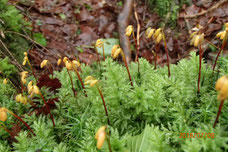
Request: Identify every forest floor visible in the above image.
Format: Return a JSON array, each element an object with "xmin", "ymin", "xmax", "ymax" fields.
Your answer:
[{"xmin": 10, "ymin": 0, "xmax": 228, "ymax": 71}]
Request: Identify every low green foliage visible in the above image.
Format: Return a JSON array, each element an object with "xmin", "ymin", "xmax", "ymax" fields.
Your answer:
[
  {"xmin": 148, "ymin": 0, "xmax": 189, "ymax": 27},
  {"xmin": 0, "ymin": 52, "xmax": 228, "ymax": 151}
]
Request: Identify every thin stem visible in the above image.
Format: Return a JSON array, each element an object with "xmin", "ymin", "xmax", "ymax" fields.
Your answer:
[
  {"xmin": 38, "ymin": 93, "xmax": 55, "ymax": 127},
  {"xmin": 197, "ymin": 45, "xmax": 203, "ymax": 93},
  {"xmin": 154, "ymin": 44, "xmax": 160, "ymax": 70},
  {"xmin": 163, "ymin": 34, "xmax": 171, "ymax": 77},
  {"xmin": 73, "ymin": 67, "xmax": 87, "ymax": 97},
  {"xmin": 212, "ymin": 39, "xmax": 227, "ymax": 71},
  {"xmin": 132, "ymin": 33, "xmax": 140, "ymax": 74},
  {"xmin": 102, "ymin": 45, "xmax": 106, "ymax": 61},
  {"xmin": 213, "ymin": 100, "xmax": 225, "ymax": 128},
  {"xmin": 106, "ymin": 130, "xmax": 112, "ymax": 152},
  {"xmin": 0, "ymin": 125, "xmax": 14, "ymax": 137},
  {"xmin": 122, "ymin": 54, "xmax": 133, "ymax": 87},
  {"xmin": 94, "ymin": 47, "xmax": 101, "ymax": 64},
  {"xmin": 67, "ymin": 70, "xmax": 77, "ymax": 97},
  {"xmin": 28, "ymin": 61, "xmax": 38, "ymax": 82},
  {"xmin": 7, "ymin": 110, "xmax": 36, "ymax": 136},
  {"xmin": 97, "ymin": 86, "xmax": 110, "ymax": 126}
]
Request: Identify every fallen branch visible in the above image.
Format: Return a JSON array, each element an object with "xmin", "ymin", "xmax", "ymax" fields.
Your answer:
[
  {"xmin": 180, "ymin": 0, "xmax": 228, "ymax": 19},
  {"xmin": 118, "ymin": 0, "xmax": 134, "ymax": 64}
]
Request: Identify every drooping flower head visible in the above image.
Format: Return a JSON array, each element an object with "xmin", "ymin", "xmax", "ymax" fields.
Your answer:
[
  {"xmin": 125, "ymin": 25, "xmax": 134, "ymax": 37},
  {"xmin": 215, "ymin": 75, "xmax": 228, "ymax": 101},
  {"xmin": 95, "ymin": 126, "xmax": 107, "ymax": 149}
]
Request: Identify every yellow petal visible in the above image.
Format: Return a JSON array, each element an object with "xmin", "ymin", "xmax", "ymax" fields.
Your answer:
[
  {"xmin": 22, "ymin": 60, "xmax": 27, "ymax": 66},
  {"xmin": 190, "ymin": 31, "xmax": 197, "ymax": 38},
  {"xmin": 15, "ymin": 94, "xmax": 22, "ymax": 102},
  {"xmin": 57, "ymin": 59, "xmax": 62, "ymax": 66},
  {"xmin": 65, "ymin": 61, "xmax": 73, "ymax": 70},
  {"xmin": 154, "ymin": 28, "xmax": 161, "ymax": 39},
  {"xmin": 33, "ymin": 85, "xmax": 40, "ymax": 94},
  {"xmin": 111, "ymin": 45, "xmax": 120, "ymax": 57},
  {"xmin": 113, "ymin": 48, "xmax": 121, "ymax": 59},
  {"xmin": 220, "ymin": 31, "xmax": 227, "ymax": 40},
  {"xmin": 85, "ymin": 76, "xmax": 95, "ymax": 82},
  {"xmin": 24, "ymin": 52, "xmax": 28, "ymax": 56},
  {"xmin": 21, "ymin": 78, "xmax": 27, "ymax": 84},
  {"xmin": 216, "ymin": 31, "xmax": 223, "ymax": 38},
  {"xmin": 194, "ymin": 35, "xmax": 200, "ymax": 47},
  {"xmin": 72, "ymin": 60, "xmax": 80, "ymax": 67},
  {"xmin": 95, "ymin": 39, "xmax": 104, "ymax": 48},
  {"xmin": 0, "ymin": 111, "xmax": 7, "ymax": 122},
  {"xmin": 63, "ymin": 57, "xmax": 68, "ymax": 63},
  {"xmin": 95, "ymin": 126, "xmax": 107, "ymax": 139},
  {"xmin": 3, "ymin": 78, "xmax": 7, "ymax": 84},
  {"xmin": 146, "ymin": 28, "xmax": 155, "ymax": 39},
  {"xmin": 125, "ymin": 25, "xmax": 133, "ymax": 37},
  {"xmin": 40, "ymin": 60, "xmax": 48, "ymax": 68},
  {"xmin": 96, "ymin": 132, "xmax": 106, "ymax": 149},
  {"xmin": 156, "ymin": 33, "xmax": 162, "ymax": 44},
  {"xmin": 215, "ymin": 76, "xmax": 228, "ymax": 91},
  {"xmin": 90, "ymin": 80, "xmax": 98, "ymax": 87}
]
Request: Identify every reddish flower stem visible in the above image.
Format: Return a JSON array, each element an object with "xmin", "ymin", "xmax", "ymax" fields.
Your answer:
[
  {"xmin": 133, "ymin": 33, "xmax": 140, "ymax": 74},
  {"xmin": 197, "ymin": 45, "xmax": 203, "ymax": 93},
  {"xmin": 7, "ymin": 110, "xmax": 36, "ymax": 136},
  {"xmin": 73, "ymin": 68, "xmax": 87, "ymax": 97},
  {"xmin": 39, "ymin": 93, "xmax": 55, "ymax": 127},
  {"xmin": 213, "ymin": 100, "xmax": 225, "ymax": 128},
  {"xmin": 67, "ymin": 70, "xmax": 77, "ymax": 97},
  {"xmin": 163, "ymin": 37, "xmax": 171, "ymax": 77},
  {"xmin": 97, "ymin": 86, "xmax": 110, "ymax": 126},
  {"xmin": 154, "ymin": 44, "xmax": 160, "ymax": 70},
  {"xmin": 212, "ymin": 40, "xmax": 227, "ymax": 71},
  {"xmin": 0, "ymin": 126, "xmax": 14, "ymax": 137},
  {"xmin": 123, "ymin": 56, "xmax": 133, "ymax": 87},
  {"xmin": 102, "ymin": 45, "xmax": 106, "ymax": 61}
]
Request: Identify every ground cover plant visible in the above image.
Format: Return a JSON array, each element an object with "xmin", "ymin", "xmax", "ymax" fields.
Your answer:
[{"xmin": 1, "ymin": 48, "xmax": 228, "ymax": 151}]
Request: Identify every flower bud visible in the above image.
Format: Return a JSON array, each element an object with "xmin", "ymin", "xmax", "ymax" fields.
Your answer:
[
  {"xmin": 125, "ymin": 25, "xmax": 134, "ymax": 37},
  {"xmin": 57, "ymin": 59, "xmax": 62, "ymax": 66},
  {"xmin": 215, "ymin": 76, "xmax": 228, "ymax": 101},
  {"xmin": 0, "ymin": 108, "xmax": 7, "ymax": 122},
  {"xmin": 95, "ymin": 39, "xmax": 104, "ymax": 48},
  {"xmin": 63, "ymin": 57, "xmax": 68, "ymax": 63},
  {"xmin": 72, "ymin": 60, "xmax": 80, "ymax": 67},
  {"xmin": 154, "ymin": 28, "xmax": 161, "ymax": 39},
  {"xmin": 3, "ymin": 78, "xmax": 7, "ymax": 84},
  {"xmin": 33, "ymin": 85, "xmax": 40, "ymax": 94},
  {"xmin": 40, "ymin": 60, "xmax": 48, "ymax": 68},
  {"xmin": 95, "ymin": 126, "xmax": 107, "ymax": 150},
  {"xmin": 90, "ymin": 80, "xmax": 98, "ymax": 87},
  {"xmin": 15, "ymin": 94, "xmax": 23, "ymax": 102},
  {"xmin": 65, "ymin": 61, "xmax": 73, "ymax": 70},
  {"xmin": 156, "ymin": 33, "xmax": 163, "ymax": 44},
  {"xmin": 145, "ymin": 28, "xmax": 155, "ymax": 39}
]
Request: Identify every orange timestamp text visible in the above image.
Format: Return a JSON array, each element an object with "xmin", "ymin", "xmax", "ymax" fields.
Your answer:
[{"xmin": 179, "ymin": 133, "xmax": 214, "ymax": 139}]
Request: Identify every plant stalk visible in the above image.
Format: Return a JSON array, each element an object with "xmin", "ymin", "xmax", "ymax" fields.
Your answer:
[
  {"xmin": 122, "ymin": 55, "xmax": 133, "ymax": 87},
  {"xmin": 7, "ymin": 110, "xmax": 36, "ymax": 136},
  {"xmin": 102, "ymin": 45, "xmax": 106, "ymax": 61},
  {"xmin": 97, "ymin": 86, "xmax": 110, "ymax": 126},
  {"xmin": 163, "ymin": 34, "xmax": 171, "ymax": 77},
  {"xmin": 73, "ymin": 67, "xmax": 87, "ymax": 97},
  {"xmin": 212, "ymin": 38, "xmax": 227, "ymax": 71},
  {"xmin": 213, "ymin": 100, "xmax": 225, "ymax": 128},
  {"xmin": 67, "ymin": 70, "xmax": 77, "ymax": 97},
  {"xmin": 197, "ymin": 45, "xmax": 203, "ymax": 93}
]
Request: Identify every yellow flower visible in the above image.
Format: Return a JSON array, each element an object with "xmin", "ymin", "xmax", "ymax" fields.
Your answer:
[
  {"xmin": 95, "ymin": 39, "xmax": 104, "ymax": 48},
  {"xmin": 125, "ymin": 25, "xmax": 134, "ymax": 37},
  {"xmin": 111, "ymin": 45, "xmax": 123, "ymax": 59},
  {"xmin": 72, "ymin": 60, "xmax": 80, "ymax": 67},
  {"xmin": 95, "ymin": 126, "xmax": 107, "ymax": 150},
  {"xmin": 0, "ymin": 107, "xmax": 7, "ymax": 122},
  {"xmin": 57, "ymin": 59, "xmax": 62, "ymax": 66},
  {"xmin": 156, "ymin": 33, "xmax": 163, "ymax": 44},
  {"xmin": 65, "ymin": 61, "xmax": 73, "ymax": 70},
  {"xmin": 33, "ymin": 85, "xmax": 40, "ymax": 95},
  {"xmin": 84, "ymin": 76, "xmax": 98, "ymax": 87},
  {"xmin": 27, "ymin": 81, "xmax": 33, "ymax": 94},
  {"xmin": 215, "ymin": 75, "xmax": 228, "ymax": 101},
  {"xmin": 145, "ymin": 27, "xmax": 155, "ymax": 39},
  {"xmin": 21, "ymin": 71, "xmax": 28, "ymax": 78},
  {"xmin": 3, "ymin": 78, "xmax": 7, "ymax": 84},
  {"xmin": 15, "ymin": 94, "xmax": 23, "ymax": 102},
  {"xmin": 190, "ymin": 33, "xmax": 204, "ymax": 47},
  {"xmin": 40, "ymin": 60, "xmax": 48, "ymax": 68},
  {"xmin": 63, "ymin": 57, "xmax": 68, "ymax": 63},
  {"xmin": 154, "ymin": 28, "xmax": 161, "ymax": 39},
  {"xmin": 23, "ymin": 53, "xmax": 29, "ymax": 66}
]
